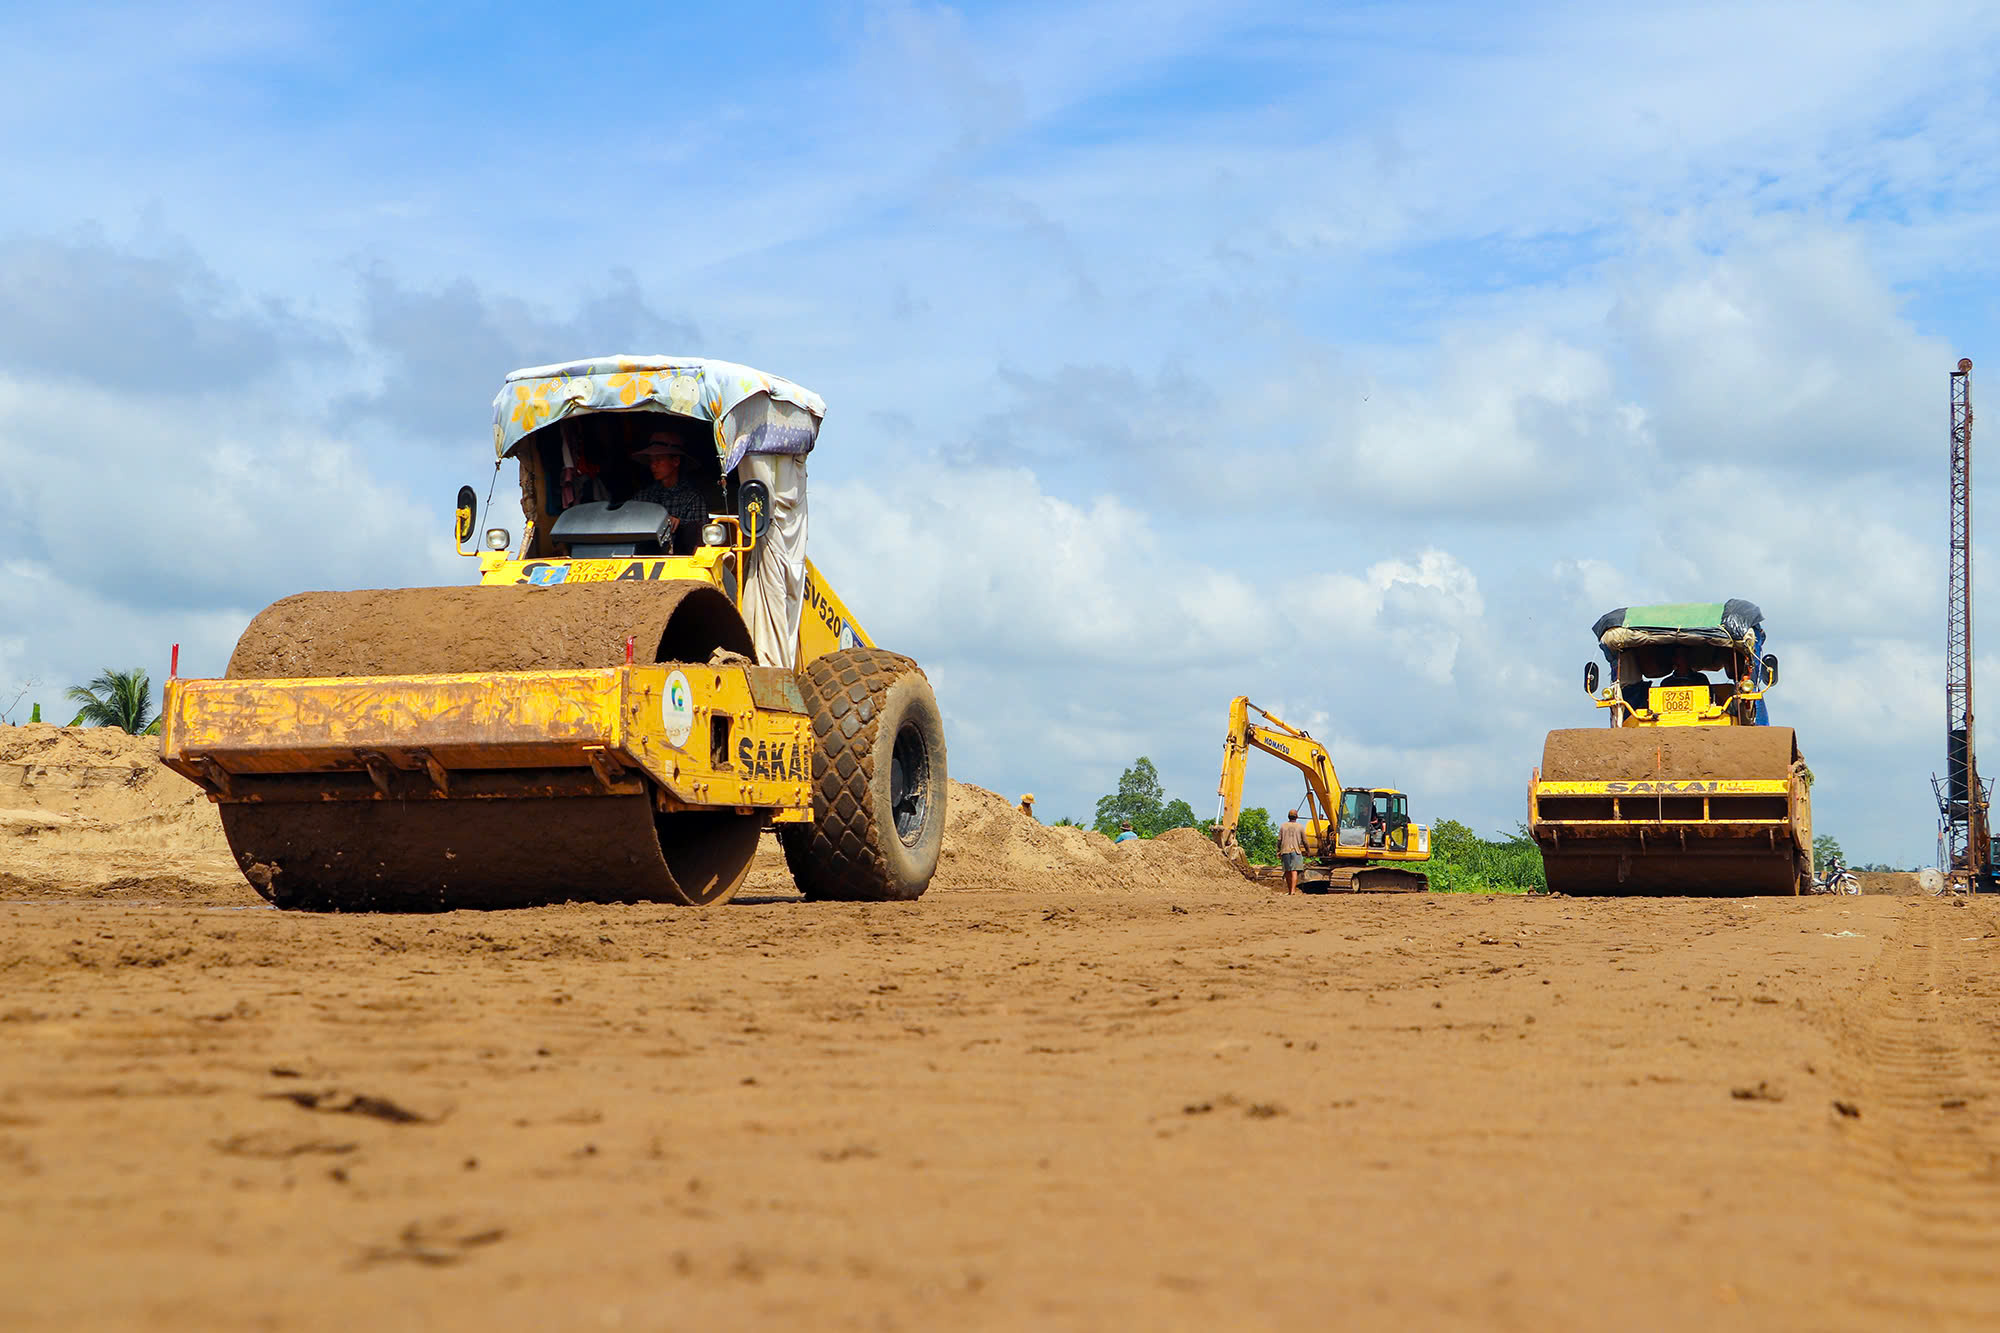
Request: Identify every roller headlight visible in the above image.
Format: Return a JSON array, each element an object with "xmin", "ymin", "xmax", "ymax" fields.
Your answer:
[
  {"xmin": 701, "ymin": 522, "xmax": 728, "ymax": 547},
  {"xmin": 485, "ymin": 528, "xmax": 511, "ymax": 551}
]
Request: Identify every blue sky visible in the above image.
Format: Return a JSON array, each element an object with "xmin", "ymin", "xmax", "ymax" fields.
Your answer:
[{"xmin": 4, "ymin": 0, "xmax": 1999, "ymax": 865}]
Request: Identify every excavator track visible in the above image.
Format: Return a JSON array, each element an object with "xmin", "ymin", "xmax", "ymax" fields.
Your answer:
[
  {"xmin": 212, "ymin": 581, "xmax": 764, "ymax": 911},
  {"xmin": 1532, "ymin": 727, "xmax": 1810, "ymax": 896},
  {"xmin": 1317, "ymin": 865, "xmax": 1429, "ymax": 893}
]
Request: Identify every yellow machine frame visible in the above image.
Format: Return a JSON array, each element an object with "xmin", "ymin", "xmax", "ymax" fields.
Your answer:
[
  {"xmin": 165, "ymin": 486, "xmax": 856, "ymax": 824},
  {"xmin": 1586, "ymin": 640, "xmax": 1771, "ymax": 729},
  {"xmin": 162, "ymin": 662, "xmax": 815, "ymax": 821}
]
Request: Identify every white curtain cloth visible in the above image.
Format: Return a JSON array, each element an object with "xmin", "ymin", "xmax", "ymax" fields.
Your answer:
[
  {"xmin": 719, "ymin": 391, "xmax": 818, "ymax": 473},
  {"xmin": 737, "ymin": 452, "xmax": 808, "ymax": 669}
]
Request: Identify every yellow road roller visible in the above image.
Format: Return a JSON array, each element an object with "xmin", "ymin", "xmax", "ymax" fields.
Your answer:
[
  {"xmin": 1528, "ymin": 600, "xmax": 1811, "ymax": 895},
  {"xmin": 159, "ymin": 357, "xmax": 947, "ymax": 910}
]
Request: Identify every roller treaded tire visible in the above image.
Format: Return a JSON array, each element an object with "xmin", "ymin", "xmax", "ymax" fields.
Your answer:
[{"xmin": 780, "ymin": 648, "xmax": 947, "ymax": 902}]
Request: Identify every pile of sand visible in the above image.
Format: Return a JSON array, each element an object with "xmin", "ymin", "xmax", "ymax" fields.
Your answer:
[
  {"xmin": 1853, "ymin": 871, "xmax": 1923, "ymax": 896},
  {"xmin": 1, "ymin": 729, "xmax": 1257, "ymax": 901},
  {"xmin": 0, "ymin": 724, "xmax": 225, "ymax": 843},
  {"xmin": 931, "ymin": 782, "xmax": 1255, "ymax": 894},
  {"xmin": 0, "ymin": 724, "xmax": 244, "ymax": 900}
]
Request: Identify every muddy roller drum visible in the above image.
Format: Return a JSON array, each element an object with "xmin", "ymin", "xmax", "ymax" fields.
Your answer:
[
  {"xmin": 215, "ymin": 582, "xmax": 766, "ymax": 911},
  {"xmin": 1532, "ymin": 726, "xmax": 1812, "ymax": 896}
]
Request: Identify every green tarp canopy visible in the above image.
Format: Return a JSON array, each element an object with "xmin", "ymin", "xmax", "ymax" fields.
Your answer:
[{"xmin": 1592, "ymin": 599, "xmax": 1763, "ymax": 653}]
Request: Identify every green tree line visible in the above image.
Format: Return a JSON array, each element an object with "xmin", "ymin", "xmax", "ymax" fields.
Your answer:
[
  {"xmin": 1054, "ymin": 756, "xmax": 1282, "ymax": 864},
  {"xmin": 1424, "ymin": 820, "xmax": 1545, "ymax": 894}
]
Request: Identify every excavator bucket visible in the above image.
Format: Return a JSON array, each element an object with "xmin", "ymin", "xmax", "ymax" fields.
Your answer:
[{"xmin": 1530, "ymin": 727, "xmax": 1811, "ymax": 895}]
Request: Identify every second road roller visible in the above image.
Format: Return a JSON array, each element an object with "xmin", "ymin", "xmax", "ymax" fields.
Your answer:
[
  {"xmin": 1527, "ymin": 599, "xmax": 1812, "ymax": 895},
  {"xmin": 158, "ymin": 356, "xmax": 947, "ymax": 910}
]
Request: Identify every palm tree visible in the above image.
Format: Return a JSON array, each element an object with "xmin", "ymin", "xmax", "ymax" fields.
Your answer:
[{"xmin": 66, "ymin": 668, "xmax": 160, "ymax": 735}]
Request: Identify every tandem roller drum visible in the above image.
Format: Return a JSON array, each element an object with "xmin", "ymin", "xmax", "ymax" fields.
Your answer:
[
  {"xmin": 216, "ymin": 581, "xmax": 763, "ymax": 912},
  {"xmin": 1534, "ymin": 726, "xmax": 1810, "ymax": 897},
  {"xmin": 226, "ymin": 581, "xmax": 753, "ymax": 678}
]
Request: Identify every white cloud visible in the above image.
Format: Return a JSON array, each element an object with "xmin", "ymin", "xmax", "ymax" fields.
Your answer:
[
  {"xmin": 1322, "ymin": 329, "xmax": 1646, "ymax": 516},
  {"xmin": 1610, "ymin": 218, "xmax": 1955, "ymax": 469},
  {"xmin": 0, "ymin": 559, "xmax": 248, "ymax": 722}
]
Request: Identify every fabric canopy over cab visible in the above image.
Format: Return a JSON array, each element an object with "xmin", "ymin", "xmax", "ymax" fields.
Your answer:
[
  {"xmin": 493, "ymin": 356, "xmax": 825, "ymax": 474},
  {"xmin": 1592, "ymin": 599, "xmax": 1764, "ymax": 656}
]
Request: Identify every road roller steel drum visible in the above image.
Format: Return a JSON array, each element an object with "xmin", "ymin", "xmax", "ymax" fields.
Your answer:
[{"xmin": 160, "ymin": 582, "xmax": 811, "ymax": 910}]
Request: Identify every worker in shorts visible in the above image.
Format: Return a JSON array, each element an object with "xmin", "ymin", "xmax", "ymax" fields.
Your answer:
[{"xmin": 1277, "ymin": 809, "xmax": 1308, "ymax": 894}]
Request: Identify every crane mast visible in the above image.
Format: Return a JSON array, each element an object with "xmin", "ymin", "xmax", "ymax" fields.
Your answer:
[{"xmin": 1938, "ymin": 358, "xmax": 1993, "ymax": 890}]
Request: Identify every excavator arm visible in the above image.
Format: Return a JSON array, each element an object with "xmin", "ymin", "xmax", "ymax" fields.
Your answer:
[{"xmin": 1214, "ymin": 696, "xmax": 1341, "ymax": 855}]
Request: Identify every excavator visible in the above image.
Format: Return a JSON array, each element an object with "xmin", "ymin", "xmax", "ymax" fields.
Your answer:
[{"xmin": 1211, "ymin": 697, "xmax": 1430, "ymax": 892}]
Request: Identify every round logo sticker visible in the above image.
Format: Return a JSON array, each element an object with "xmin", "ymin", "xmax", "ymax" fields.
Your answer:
[{"xmin": 662, "ymin": 670, "xmax": 694, "ymax": 748}]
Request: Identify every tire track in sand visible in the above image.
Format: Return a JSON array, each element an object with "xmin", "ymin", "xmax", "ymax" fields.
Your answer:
[{"xmin": 1829, "ymin": 899, "xmax": 2000, "ymax": 1329}]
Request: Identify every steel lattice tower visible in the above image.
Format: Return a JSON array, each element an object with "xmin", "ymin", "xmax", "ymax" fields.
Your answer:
[{"xmin": 1941, "ymin": 358, "xmax": 1991, "ymax": 886}]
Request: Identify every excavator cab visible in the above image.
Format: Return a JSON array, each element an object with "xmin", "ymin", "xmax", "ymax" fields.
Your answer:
[
  {"xmin": 1376, "ymin": 790, "xmax": 1412, "ymax": 851},
  {"xmin": 1340, "ymin": 788, "xmax": 1411, "ymax": 851},
  {"xmin": 1335, "ymin": 789, "xmax": 1370, "ymax": 848}
]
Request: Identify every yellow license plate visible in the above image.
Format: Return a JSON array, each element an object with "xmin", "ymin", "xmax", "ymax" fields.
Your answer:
[
  {"xmin": 1655, "ymin": 686, "xmax": 1705, "ymax": 713},
  {"xmin": 565, "ymin": 561, "xmax": 620, "ymax": 583}
]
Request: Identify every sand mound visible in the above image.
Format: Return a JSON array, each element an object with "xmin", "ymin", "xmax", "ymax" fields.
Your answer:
[
  {"xmin": 1853, "ymin": 871, "xmax": 1923, "ymax": 896},
  {"xmin": 1, "ymin": 729, "xmax": 1256, "ymax": 902},
  {"xmin": 0, "ymin": 724, "xmax": 245, "ymax": 901},
  {"xmin": 933, "ymin": 783, "xmax": 1254, "ymax": 894},
  {"xmin": 0, "ymin": 724, "xmax": 225, "ymax": 842}
]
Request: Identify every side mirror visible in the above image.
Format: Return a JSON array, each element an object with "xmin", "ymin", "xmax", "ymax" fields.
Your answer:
[
  {"xmin": 454, "ymin": 485, "xmax": 477, "ymax": 555},
  {"xmin": 1583, "ymin": 661, "xmax": 1600, "ymax": 694},
  {"xmin": 1762, "ymin": 653, "xmax": 1779, "ymax": 687},
  {"xmin": 737, "ymin": 479, "xmax": 771, "ymax": 551}
]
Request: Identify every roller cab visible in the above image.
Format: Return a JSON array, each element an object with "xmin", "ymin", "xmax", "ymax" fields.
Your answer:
[{"xmin": 1528, "ymin": 600, "xmax": 1812, "ymax": 896}]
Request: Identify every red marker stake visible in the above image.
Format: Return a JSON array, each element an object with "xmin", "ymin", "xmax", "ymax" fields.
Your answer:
[
  {"xmin": 624, "ymin": 636, "xmax": 635, "ymax": 664},
  {"xmin": 170, "ymin": 644, "xmax": 179, "ymax": 679}
]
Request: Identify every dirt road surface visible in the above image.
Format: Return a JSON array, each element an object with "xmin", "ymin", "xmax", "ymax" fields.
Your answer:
[
  {"xmin": 8, "ymin": 890, "xmax": 2000, "ymax": 1331},
  {"xmin": 5, "ymin": 730, "xmax": 2000, "ymax": 1330}
]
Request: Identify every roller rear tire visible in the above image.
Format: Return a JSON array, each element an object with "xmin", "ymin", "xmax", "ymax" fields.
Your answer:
[{"xmin": 780, "ymin": 648, "xmax": 947, "ymax": 902}]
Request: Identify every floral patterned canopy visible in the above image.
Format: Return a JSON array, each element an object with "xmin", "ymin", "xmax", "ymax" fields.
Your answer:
[{"xmin": 493, "ymin": 356, "xmax": 825, "ymax": 474}]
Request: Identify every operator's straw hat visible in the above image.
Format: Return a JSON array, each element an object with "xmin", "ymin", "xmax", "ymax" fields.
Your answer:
[{"xmin": 632, "ymin": 433, "xmax": 693, "ymax": 460}]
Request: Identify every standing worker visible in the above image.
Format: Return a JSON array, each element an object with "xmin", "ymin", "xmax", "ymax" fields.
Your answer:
[{"xmin": 1277, "ymin": 809, "xmax": 1308, "ymax": 894}]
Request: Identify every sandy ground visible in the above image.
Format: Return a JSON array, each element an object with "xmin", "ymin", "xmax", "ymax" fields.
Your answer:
[{"xmin": 5, "ymin": 729, "xmax": 2000, "ymax": 1330}]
